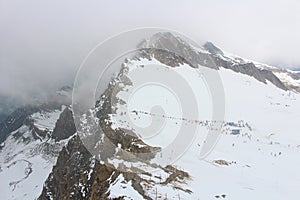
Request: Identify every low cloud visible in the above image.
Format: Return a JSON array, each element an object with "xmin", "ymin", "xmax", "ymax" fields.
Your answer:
[{"xmin": 1, "ymin": 0, "xmax": 300, "ymax": 102}]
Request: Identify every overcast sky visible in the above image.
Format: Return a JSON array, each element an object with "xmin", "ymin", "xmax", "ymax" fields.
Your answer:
[{"xmin": 0, "ymin": 0, "xmax": 300, "ymax": 101}]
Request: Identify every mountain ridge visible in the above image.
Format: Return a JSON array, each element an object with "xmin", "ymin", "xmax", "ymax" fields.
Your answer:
[{"xmin": 1, "ymin": 32, "xmax": 300, "ymax": 199}]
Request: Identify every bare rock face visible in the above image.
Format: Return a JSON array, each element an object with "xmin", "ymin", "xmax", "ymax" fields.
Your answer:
[
  {"xmin": 139, "ymin": 32, "xmax": 218, "ymax": 69},
  {"xmin": 139, "ymin": 32, "xmax": 288, "ymax": 91},
  {"xmin": 39, "ymin": 135, "xmax": 191, "ymax": 200},
  {"xmin": 203, "ymin": 41, "xmax": 224, "ymax": 55},
  {"xmin": 38, "ymin": 135, "xmax": 117, "ymax": 200},
  {"xmin": 0, "ymin": 106, "xmax": 40, "ymax": 144},
  {"xmin": 220, "ymin": 62, "xmax": 287, "ymax": 90},
  {"xmin": 290, "ymin": 72, "xmax": 300, "ymax": 80},
  {"xmin": 39, "ymin": 67, "xmax": 191, "ymax": 199},
  {"xmin": 37, "ymin": 32, "xmax": 295, "ymax": 200},
  {"xmin": 0, "ymin": 86, "xmax": 72, "ymax": 144},
  {"xmin": 95, "ymin": 82, "xmax": 161, "ymax": 162},
  {"xmin": 52, "ymin": 107, "xmax": 76, "ymax": 141}
]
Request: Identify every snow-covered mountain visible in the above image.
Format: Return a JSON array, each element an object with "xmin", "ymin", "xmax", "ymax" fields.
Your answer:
[
  {"xmin": 0, "ymin": 87, "xmax": 75, "ymax": 200},
  {"xmin": 1, "ymin": 32, "xmax": 300, "ymax": 200}
]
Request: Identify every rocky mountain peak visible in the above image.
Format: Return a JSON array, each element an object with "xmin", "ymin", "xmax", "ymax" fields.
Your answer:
[
  {"xmin": 138, "ymin": 32, "xmax": 289, "ymax": 91},
  {"xmin": 52, "ymin": 107, "xmax": 76, "ymax": 141},
  {"xmin": 137, "ymin": 32, "xmax": 218, "ymax": 69},
  {"xmin": 39, "ymin": 134, "xmax": 191, "ymax": 200},
  {"xmin": 203, "ymin": 41, "xmax": 224, "ymax": 55}
]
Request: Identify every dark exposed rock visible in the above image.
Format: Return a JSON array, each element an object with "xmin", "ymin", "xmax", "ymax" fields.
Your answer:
[
  {"xmin": 52, "ymin": 107, "xmax": 76, "ymax": 141},
  {"xmin": 39, "ymin": 52, "xmax": 192, "ymax": 199},
  {"xmin": 94, "ymin": 74, "xmax": 161, "ymax": 162},
  {"xmin": 38, "ymin": 135, "xmax": 117, "ymax": 200},
  {"xmin": 36, "ymin": 32, "xmax": 299, "ymax": 199},
  {"xmin": 220, "ymin": 62, "xmax": 287, "ymax": 90},
  {"xmin": 0, "ymin": 96, "xmax": 70, "ymax": 144},
  {"xmin": 162, "ymin": 165, "xmax": 190, "ymax": 185},
  {"xmin": 139, "ymin": 32, "xmax": 288, "ymax": 91},
  {"xmin": 203, "ymin": 41, "xmax": 224, "ymax": 55},
  {"xmin": 139, "ymin": 32, "xmax": 218, "ymax": 70},
  {"xmin": 290, "ymin": 72, "xmax": 300, "ymax": 80},
  {"xmin": 39, "ymin": 134, "xmax": 191, "ymax": 200},
  {"xmin": 213, "ymin": 159, "xmax": 230, "ymax": 166},
  {"xmin": 0, "ymin": 106, "xmax": 40, "ymax": 144},
  {"xmin": 137, "ymin": 48, "xmax": 193, "ymax": 68}
]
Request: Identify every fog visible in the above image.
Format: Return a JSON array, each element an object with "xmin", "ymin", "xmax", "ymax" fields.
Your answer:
[{"xmin": 1, "ymin": 0, "xmax": 300, "ymax": 102}]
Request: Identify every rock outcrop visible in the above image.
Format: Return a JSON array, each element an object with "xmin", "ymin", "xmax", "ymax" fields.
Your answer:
[
  {"xmin": 52, "ymin": 107, "xmax": 76, "ymax": 141},
  {"xmin": 139, "ymin": 32, "xmax": 288, "ymax": 91},
  {"xmin": 39, "ymin": 135, "xmax": 117, "ymax": 200},
  {"xmin": 0, "ymin": 106, "xmax": 40, "ymax": 144}
]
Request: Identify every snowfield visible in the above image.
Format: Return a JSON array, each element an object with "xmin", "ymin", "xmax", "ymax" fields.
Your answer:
[
  {"xmin": 31, "ymin": 106, "xmax": 65, "ymax": 132},
  {"xmin": 0, "ymin": 107, "xmax": 70, "ymax": 200},
  {"xmin": 1, "ymin": 46, "xmax": 300, "ymax": 199},
  {"xmin": 175, "ymin": 67, "xmax": 300, "ymax": 200},
  {"xmin": 107, "ymin": 57, "xmax": 300, "ymax": 199}
]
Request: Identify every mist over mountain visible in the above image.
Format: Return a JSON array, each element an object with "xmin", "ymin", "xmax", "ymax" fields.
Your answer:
[
  {"xmin": 0, "ymin": 31, "xmax": 300, "ymax": 199},
  {"xmin": 1, "ymin": 0, "xmax": 300, "ymax": 106},
  {"xmin": 1, "ymin": 0, "xmax": 300, "ymax": 198}
]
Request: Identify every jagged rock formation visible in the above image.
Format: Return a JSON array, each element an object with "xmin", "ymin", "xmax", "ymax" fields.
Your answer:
[
  {"xmin": 203, "ymin": 41, "xmax": 224, "ymax": 55},
  {"xmin": 39, "ymin": 135, "xmax": 115, "ymax": 200},
  {"xmin": 290, "ymin": 72, "xmax": 300, "ymax": 80},
  {"xmin": 139, "ymin": 32, "xmax": 288, "ymax": 91},
  {"xmin": 52, "ymin": 107, "xmax": 76, "ymax": 141},
  {"xmin": 39, "ymin": 135, "xmax": 191, "ymax": 200},
  {"xmin": 2, "ymin": 32, "xmax": 300, "ymax": 200},
  {"xmin": 0, "ymin": 106, "xmax": 40, "ymax": 144},
  {"xmin": 139, "ymin": 32, "xmax": 218, "ymax": 69},
  {"xmin": 0, "ymin": 102, "xmax": 69, "ymax": 144},
  {"xmin": 0, "ymin": 100, "xmax": 72, "ymax": 199},
  {"xmin": 0, "ymin": 86, "xmax": 72, "ymax": 144},
  {"xmin": 39, "ymin": 39, "xmax": 197, "ymax": 198},
  {"xmin": 94, "ymin": 77, "xmax": 161, "ymax": 161}
]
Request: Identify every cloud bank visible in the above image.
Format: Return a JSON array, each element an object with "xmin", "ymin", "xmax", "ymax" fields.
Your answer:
[{"xmin": 1, "ymin": 0, "xmax": 300, "ymax": 101}]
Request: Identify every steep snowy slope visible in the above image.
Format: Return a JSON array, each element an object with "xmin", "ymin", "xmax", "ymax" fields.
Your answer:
[
  {"xmin": 175, "ymin": 67, "xmax": 300, "ymax": 199},
  {"xmin": 2, "ymin": 31, "xmax": 300, "ymax": 200},
  {"xmin": 65, "ymin": 32, "xmax": 300, "ymax": 199},
  {"xmin": 0, "ymin": 84, "xmax": 76, "ymax": 200},
  {"xmin": 0, "ymin": 107, "xmax": 71, "ymax": 200},
  {"xmin": 104, "ymin": 55, "xmax": 300, "ymax": 199}
]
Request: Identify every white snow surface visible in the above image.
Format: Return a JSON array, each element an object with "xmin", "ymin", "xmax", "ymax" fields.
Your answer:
[
  {"xmin": 174, "ymin": 67, "xmax": 300, "ymax": 199},
  {"xmin": 107, "ymin": 57, "xmax": 300, "ymax": 199},
  {"xmin": 30, "ymin": 106, "xmax": 65, "ymax": 131},
  {"xmin": 274, "ymin": 71, "xmax": 300, "ymax": 88},
  {"xmin": 108, "ymin": 174, "xmax": 144, "ymax": 200},
  {"xmin": 0, "ymin": 107, "xmax": 70, "ymax": 200},
  {"xmin": 1, "ymin": 51, "xmax": 300, "ymax": 199}
]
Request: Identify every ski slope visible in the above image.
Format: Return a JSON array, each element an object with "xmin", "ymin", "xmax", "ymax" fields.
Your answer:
[{"xmin": 108, "ymin": 57, "xmax": 300, "ymax": 199}]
